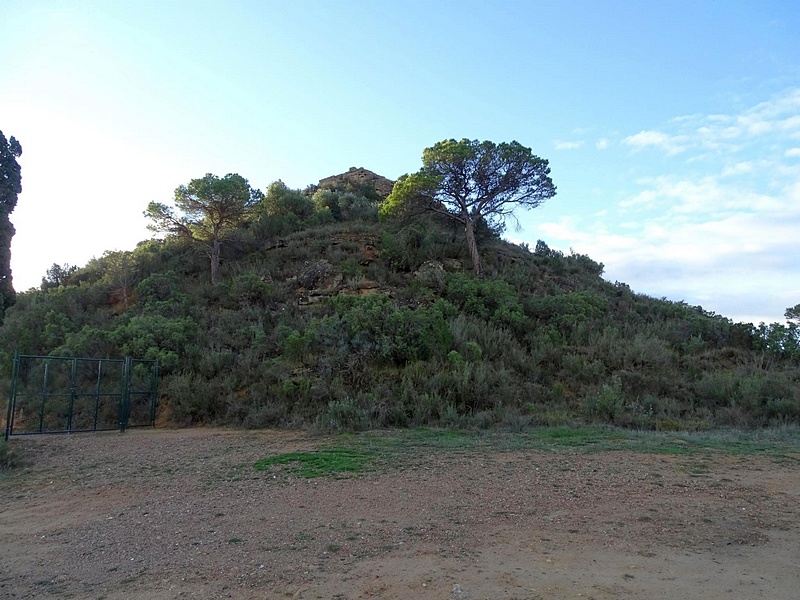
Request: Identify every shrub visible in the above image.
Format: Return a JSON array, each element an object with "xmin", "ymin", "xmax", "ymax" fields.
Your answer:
[
  {"xmin": 378, "ymin": 218, "xmax": 454, "ymax": 271},
  {"xmin": 316, "ymin": 398, "xmax": 368, "ymax": 431},
  {"xmin": 112, "ymin": 315, "xmax": 201, "ymax": 372},
  {"xmin": 263, "ymin": 181, "xmax": 315, "ymax": 219},
  {"xmin": 444, "ymin": 273, "xmax": 526, "ymax": 332},
  {"xmin": 315, "ymin": 294, "xmax": 452, "ymax": 365},
  {"xmin": 566, "ymin": 251, "xmax": 605, "ymax": 276},
  {"xmin": 312, "ymin": 189, "xmax": 378, "ymax": 222},
  {"xmin": 447, "ymin": 350, "xmax": 466, "ymax": 369},
  {"xmin": 583, "ymin": 380, "xmax": 625, "ymax": 423},
  {"xmin": 526, "ymin": 291, "xmax": 608, "ymax": 335},
  {"xmin": 448, "ymin": 315, "xmax": 528, "ymax": 368},
  {"xmin": 738, "ymin": 373, "xmax": 799, "ymax": 423},
  {"xmin": 161, "ymin": 372, "xmax": 232, "ymax": 424},
  {"xmin": 426, "ymin": 361, "xmax": 519, "ymax": 413},
  {"xmin": 463, "ymin": 341, "xmax": 483, "ymax": 362},
  {"xmin": 693, "ymin": 371, "xmax": 739, "ymax": 408},
  {"xmin": 228, "ymin": 273, "xmax": 280, "ymax": 307},
  {"xmin": 136, "ymin": 271, "xmax": 187, "ymax": 306}
]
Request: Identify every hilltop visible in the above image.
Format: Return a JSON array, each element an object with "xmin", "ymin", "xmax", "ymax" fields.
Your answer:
[{"xmin": 316, "ymin": 167, "xmax": 395, "ymax": 199}]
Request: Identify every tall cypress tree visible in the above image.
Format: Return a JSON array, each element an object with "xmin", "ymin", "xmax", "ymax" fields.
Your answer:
[{"xmin": 0, "ymin": 130, "xmax": 23, "ymax": 324}]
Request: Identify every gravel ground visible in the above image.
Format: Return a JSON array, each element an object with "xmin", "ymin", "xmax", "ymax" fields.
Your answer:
[{"xmin": 1, "ymin": 428, "xmax": 799, "ymax": 599}]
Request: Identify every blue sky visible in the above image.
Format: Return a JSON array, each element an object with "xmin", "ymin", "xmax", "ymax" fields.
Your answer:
[{"xmin": 2, "ymin": 0, "xmax": 799, "ymax": 324}]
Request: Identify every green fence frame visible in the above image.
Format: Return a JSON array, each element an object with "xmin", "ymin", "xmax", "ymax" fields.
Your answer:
[{"xmin": 4, "ymin": 354, "xmax": 159, "ymax": 440}]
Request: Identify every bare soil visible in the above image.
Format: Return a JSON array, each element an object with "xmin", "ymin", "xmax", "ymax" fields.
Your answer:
[{"xmin": 1, "ymin": 428, "xmax": 798, "ymax": 600}]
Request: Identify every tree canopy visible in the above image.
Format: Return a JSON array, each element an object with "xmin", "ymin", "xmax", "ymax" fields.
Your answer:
[
  {"xmin": 785, "ymin": 304, "xmax": 800, "ymax": 323},
  {"xmin": 145, "ymin": 173, "xmax": 261, "ymax": 284},
  {"xmin": 41, "ymin": 263, "xmax": 77, "ymax": 290},
  {"xmin": 381, "ymin": 139, "xmax": 556, "ymax": 275},
  {"xmin": 0, "ymin": 130, "xmax": 23, "ymax": 323}
]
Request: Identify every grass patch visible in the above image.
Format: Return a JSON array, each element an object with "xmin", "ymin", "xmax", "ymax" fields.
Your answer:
[
  {"xmin": 254, "ymin": 426, "xmax": 800, "ymax": 479},
  {"xmin": 353, "ymin": 425, "xmax": 800, "ymax": 458},
  {"xmin": 253, "ymin": 447, "xmax": 373, "ymax": 478}
]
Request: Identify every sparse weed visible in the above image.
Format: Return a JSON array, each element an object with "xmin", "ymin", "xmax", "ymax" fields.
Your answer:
[{"xmin": 0, "ymin": 440, "xmax": 21, "ymax": 471}]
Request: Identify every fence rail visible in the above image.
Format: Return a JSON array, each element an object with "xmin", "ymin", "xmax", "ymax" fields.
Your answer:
[{"xmin": 4, "ymin": 354, "xmax": 159, "ymax": 440}]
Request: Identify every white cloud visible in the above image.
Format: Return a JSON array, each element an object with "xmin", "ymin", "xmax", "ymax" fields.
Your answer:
[
  {"xmin": 622, "ymin": 130, "xmax": 688, "ymax": 155},
  {"xmin": 554, "ymin": 140, "xmax": 583, "ymax": 150},
  {"xmin": 596, "ymin": 138, "xmax": 610, "ymax": 150},
  {"xmin": 623, "ymin": 175, "xmax": 785, "ymax": 216},
  {"xmin": 621, "ymin": 88, "xmax": 800, "ymax": 160},
  {"xmin": 785, "ymin": 147, "xmax": 800, "ymax": 157},
  {"xmin": 553, "ymin": 207, "xmax": 799, "ymax": 323},
  {"xmin": 721, "ymin": 161, "xmax": 754, "ymax": 176},
  {"xmin": 538, "ymin": 218, "xmax": 580, "ymax": 241},
  {"xmin": 779, "ymin": 115, "xmax": 800, "ymax": 131}
]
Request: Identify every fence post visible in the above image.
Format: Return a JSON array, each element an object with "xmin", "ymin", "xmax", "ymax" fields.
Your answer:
[
  {"xmin": 148, "ymin": 360, "xmax": 160, "ymax": 426},
  {"xmin": 66, "ymin": 358, "xmax": 78, "ymax": 433},
  {"xmin": 119, "ymin": 357, "xmax": 132, "ymax": 433},
  {"xmin": 38, "ymin": 359, "xmax": 50, "ymax": 434},
  {"xmin": 4, "ymin": 353, "xmax": 19, "ymax": 441},
  {"xmin": 93, "ymin": 360, "xmax": 103, "ymax": 430}
]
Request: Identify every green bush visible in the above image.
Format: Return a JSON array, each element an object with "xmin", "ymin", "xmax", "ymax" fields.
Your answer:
[
  {"xmin": 445, "ymin": 273, "xmax": 526, "ymax": 332},
  {"xmin": 160, "ymin": 372, "xmax": 237, "ymax": 425},
  {"xmin": 447, "ymin": 350, "xmax": 466, "ymax": 368},
  {"xmin": 694, "ymin": 371, "xmax": 739, "ymax": 408},
  {"xmin": 312, "ymin": 189, "xmax": 378, "ymax": 222},
  {"xmin": 316, "ymin": 398, "xmax": 368, "ymax": 431},
  {"xmin": 404, "ymin": 360, "xmax": 520, "ymax": 414},
  {"xmin": 448, "ymin": 315, "xmax": 528, "ymax": 366},
  {"xmin": 526, "ymin": 291, "xmax": 608, "ymax": 334},
  {"xmin": 738, "ymin": 373, "xmax": 799, "ymax": 423},
  {"xmin": 228, "ymin": 273, "xmax": 280, "ymax": 307},
  {"xmin": 113, "ymin": 315, "xmax": 201, "ymax": 371},
  {"xmin": 315, "ymin": 294, "xmax": 452, "ymax": 365},
  {"xmin": 136, "ymin": 271, "xmax": 187, "ymax": 306},
  {"xmin": 583, "ymin": 380, "xmax": 625, "ymax": 423},
  {"xmin": 263, "ymin": 181, "xmax": 315, "ymax": 219},
  {"xmin": 241, "ymin": 401, "xmax": 287, "ymax": 428},
  {"xmin": 377, "ymin": 218, "xmax": 454, "ymax": 271}
]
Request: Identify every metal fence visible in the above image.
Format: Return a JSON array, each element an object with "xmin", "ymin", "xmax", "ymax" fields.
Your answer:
[{"xmin": 4, "ymin": 354, "xmax": 159, "ymax": 440}]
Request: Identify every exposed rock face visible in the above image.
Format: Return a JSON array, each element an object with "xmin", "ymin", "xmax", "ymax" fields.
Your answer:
[
  {"xmin": 414, "ymin": 260, "xmax": 446, "ymax": 290},
  {"xmin": 317, "ymin": 167, "xmax": 395, "ymax": 199},
  {"xmin": 294, "ymin": 258, "xmax": 388, "ymax": 305},
  {"xmin": 295, "ymin": 260, "xmax": 342, "ymax": 305},
  {"xmin": 296, "ymin": 259, "xmax": 340, "ymax": 291},
  {"xmin": 331, "ymin": 232, "xmax": 379, "ymax": 265}
]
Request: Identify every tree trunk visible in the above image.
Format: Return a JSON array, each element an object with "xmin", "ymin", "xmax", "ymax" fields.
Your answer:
[
  {"xmin": 210, "ymin": 238, "xmax": 221, "ymax": 285},
  {"xmin": 464, "ymin": 218, "xmax": 482, "ymax": 276}
]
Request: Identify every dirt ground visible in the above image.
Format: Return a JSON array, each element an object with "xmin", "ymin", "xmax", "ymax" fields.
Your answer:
[{"xmin": 1, "ymin": 428, "xmax": 798, "ymax": 600}]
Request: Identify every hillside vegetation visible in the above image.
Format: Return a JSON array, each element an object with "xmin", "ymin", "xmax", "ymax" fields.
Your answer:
[{"xmin": 1, "ymin": 174, "xmax": 799, "ymax": 432}]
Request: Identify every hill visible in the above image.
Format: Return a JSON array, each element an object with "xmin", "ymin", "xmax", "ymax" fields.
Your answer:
[{"xmin": 1, "ymin": 174, "xmax": 798, "ymax": 431}]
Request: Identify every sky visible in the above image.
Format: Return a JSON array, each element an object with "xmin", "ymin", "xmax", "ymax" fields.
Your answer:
[{"xmin": 2, "ymin": 0, "xmax": 799, "ymax": 324}]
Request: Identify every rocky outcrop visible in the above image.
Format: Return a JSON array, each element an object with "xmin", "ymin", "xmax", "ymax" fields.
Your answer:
[
  {"xmin": 317, "ymin": 167, "xmax": 395, "ymax": 199},
  {"xmin": 413, "ymin": 259, "xmax": 463, "ymax": 290},
  {"xmin": 331, "ymin": 232, "xmax": 379, "ymax": 265},
  {"xmin": 294, "ymin": 258, "xmax": 389, "ymax": 305}
]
